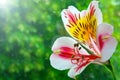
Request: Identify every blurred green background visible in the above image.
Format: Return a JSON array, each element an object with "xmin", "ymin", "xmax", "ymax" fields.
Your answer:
[{"xmin": 0, "ymin": 0, "xmax": 120, "ymax": 80}]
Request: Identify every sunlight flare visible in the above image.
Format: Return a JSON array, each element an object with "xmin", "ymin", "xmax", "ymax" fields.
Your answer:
[{"xmin": 0, "ymin": 0, "xmax": 9, "ymax": 8}]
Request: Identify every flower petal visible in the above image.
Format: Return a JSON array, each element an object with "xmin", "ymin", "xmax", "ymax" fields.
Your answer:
[
  {"xmin": 97, "ymin": 23, "xmax": 113, "ymax": 36},
  {"xmin": 52, "ymin": 37, "xmax": 76, "ymax": 51},
  {"xmin": 50, "ymin": 37, "xmax": 76, "ymax": 70},
  {"xmin": 68, "ymin": 6, "xmax": 81, "ymax": 18},
  {"xmin": 80, "ymin": 10, "xmax": 86, "ymax": 18},
  {"xmin": 97, "ymin": 23, "xmax": 117, "ymax": 62},
  {"xmin": 61, "ymin": 6, "xmax": 80, "ymax": 27},
  {"xmin": 68, "ymin": 63, "xmax": 90, "ymax": 78},
  {"xmin": 87, "ymin": 1, "xmax": 103, "ymax": 25},
  {"xmin": 100, "ymin": 37, "xmax": 117, "ymax": 62},
  {"xmin": 61, "ymin": 5, "xmax": 97, "ymax": 43},
  {"xmin": 61, "ymin": 6, "xmax": 81, "ymax": 38},
  {"xmin": 97, "ymin": 23, "xmax": 114, "ymax": 50},
  {"xmin": 50, "ymin": 54, "xmax": 74, "ymax": 70}
]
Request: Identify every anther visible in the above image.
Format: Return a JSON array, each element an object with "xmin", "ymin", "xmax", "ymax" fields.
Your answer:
[
  {"xmin": 74, "ymin": 43, "xmax": 79, "ymax": 47},
  {"xmin": 79, "ymin": 47, "xmax": 81, "ymax": 50}
]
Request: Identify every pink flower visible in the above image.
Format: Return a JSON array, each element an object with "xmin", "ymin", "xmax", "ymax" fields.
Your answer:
[{"xmin": 50, "ymin": 1, "xmax": 117, "ymax": 78}]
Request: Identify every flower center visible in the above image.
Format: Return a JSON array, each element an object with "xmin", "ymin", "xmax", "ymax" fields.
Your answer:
[{"xmin": 71, "ymin": 43, "xmax": 100, "ymax": 66}]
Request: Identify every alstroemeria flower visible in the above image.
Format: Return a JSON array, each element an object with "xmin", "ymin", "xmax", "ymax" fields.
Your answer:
[{"xmin": 50, "ymin": 1, "xmax": 117, "ymax": 78}]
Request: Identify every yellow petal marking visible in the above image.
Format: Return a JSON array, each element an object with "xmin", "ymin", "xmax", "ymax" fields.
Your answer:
[{"xmin": 66, "ymin": 13, "xmax": 97, "ymax": 43}]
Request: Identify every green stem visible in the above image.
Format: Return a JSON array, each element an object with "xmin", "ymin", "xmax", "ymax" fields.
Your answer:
[
  {"xmin": 104, "ymin": 60, "xmax": 116, "ymax": 80},
  {"xmin": 109, "ymin": 61, "xmax": 116, "ymax": 80},
  {"xmin": 74, "ymin": 76, "xmax": 77, "ymax": 80}
]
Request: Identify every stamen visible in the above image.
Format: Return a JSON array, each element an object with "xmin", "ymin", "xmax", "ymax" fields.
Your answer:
[
  {"xmin": 71, "ymin": 43, "xmax": 100, "ymax": 71},
  {"xmin": 78, "ymin": 42, "xmax": 94, "ymax": 54},
  {"xmin": 79, "ymin": 47, "xmax": 81, "ymax": 50},
  {"xmin": 54, "ymin": 50, "xmax": 60, "ymax": 54},
  {"xmin": 74, "ymin": 43, "xmax": 78, "ymax": 47},
  {"xmin": 102, "ymin": 35, "xmax": 111, "ymax": 40},
  {"xmin": 71, "ymin": 58, "xmax": 78, "ymax": 64}
]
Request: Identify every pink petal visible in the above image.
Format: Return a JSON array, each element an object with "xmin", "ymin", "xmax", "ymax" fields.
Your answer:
[
  {"xmin": 99, "ymin": 37, "xmax": 117, "ymax": 62},
  {"xmin": 97, "ymin": 23, "xmax": 113, "ymax": 37},
  {"xmin": 87, "ymin": 1, "xmax": 103, "ymax": 25},
  {"xmin": 61, "ymin": 6, "xmax": 87, "ymax": 29},
  {"xmin": 97, "ymin": 23, "xmax": 113, "ymax": 50},
  {"xmin": 61, "ymin": 6, "xmax": 81, "ymax": 34},
  {"xmin": 52, "ymin": 37, "xmax": 76, "ymax": 51},
  {"xmin": 97, "ymin": 23, "xmax": 117, "ymax": 62},
  {"xmin": 50, "ymin": 37, "xmax": 76, "ymax": 70},
  {"xmin": 68, "ymin": 6, "xmax": 81, "ymax": 18},
  {"xmin": 80, "ymin": 10, "xmax": 86, "ymax": 18},
  {"xmin": 61, "ymin": 6, "xmax": 80, "ymax": 25},
  {"xmin": 50, "ymin": 54, "xmax": 74, "ymax": 70},
  {"xmin": 68, "ymin": 62, "xmax": 90, "ymax": 78}
]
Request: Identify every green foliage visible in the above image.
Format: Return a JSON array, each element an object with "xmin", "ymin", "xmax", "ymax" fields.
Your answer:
[{"xmin": 0, "ymin": 0, "xmax": 119, "ymax": 80}]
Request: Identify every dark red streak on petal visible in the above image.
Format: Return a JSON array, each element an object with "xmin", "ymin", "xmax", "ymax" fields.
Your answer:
[
  {"xmin": 64, "ymin": 10, "xmax": 78, "ymax": 26},
  {"xmin": 58, "ymin": 47, "xmax": 75, "ymax": 59},
  {"xmin": 67, "ymin": 10, "xmax": 77, "ymax": 24},
  {"xmin": 98, "ymin": 35, "xmax": 104, "ymax": 51},
  {"xmin": 75, "ymin": 14, "xmax": 78, "ymax": 21},
  {"xmin": 66, "ymin": 24, "xmax": 71, "ymax": 28},
  {"xmin": 78, "ymin": 13, "xmax": 81, "ymax": 19},
  {"xmin": 90, "ymin": 4, "xmax": 95, "ymax": 16}
]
